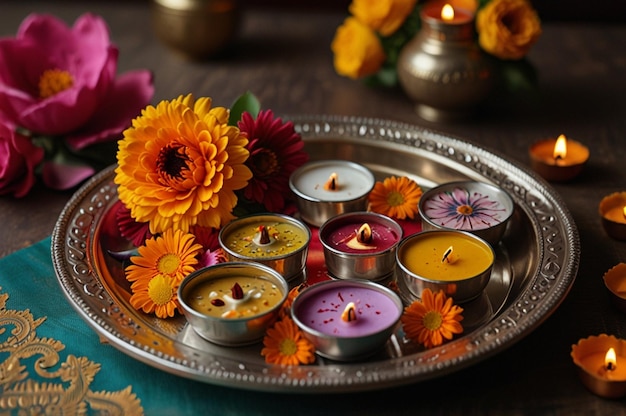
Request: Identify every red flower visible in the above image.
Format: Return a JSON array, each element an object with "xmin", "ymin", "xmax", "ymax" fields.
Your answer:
[{"xmin": 238, "ymin": 110, "xmax": 308, "ymax": 213}]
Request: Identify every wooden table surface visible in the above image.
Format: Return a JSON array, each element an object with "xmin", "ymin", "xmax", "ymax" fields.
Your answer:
[{"xmin": 2, "ymin": 2, "xmax": 626, "ymax": 414}]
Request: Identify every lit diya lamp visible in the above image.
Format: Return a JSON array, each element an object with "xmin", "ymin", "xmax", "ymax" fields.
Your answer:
[
  {"xmin": 571, "ymin": 334, "xmax": 626, "ymax": 399},
  {"xmin": 419, "ymin": 180, "xmax": 514, "ymax": 246},
  {"xmin": 396, "ymin": 230, "xmax": 495, "ymax": 302},
  {"xmin": 178, "ymin": 262, "xmax": 288, "ymax": 346},
  {"xmin": 219, "ymin": 213, "xmax": 311, "ymax": 281},
  {"xmin": 318, "ymin": 212, "xmax": 403, "ymax": 281},
  {"xmin": 289, "ymin": 160, "xmax": 375, "ymax": 227},
  {"xmin": 529, "ymin": 134, "xmax": 590, "ymax": 182},
  {"xmin": 291, "ymin": 279, "xmax": 403, "ymax": 361},
  {"xmin": 599, "ymin": 192, "xmax": 626, "ymax": 241}
]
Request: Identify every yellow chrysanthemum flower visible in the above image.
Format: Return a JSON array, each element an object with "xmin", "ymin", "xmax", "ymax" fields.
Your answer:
[
  {"xmin": 115, "ymin": 94, "xmax": 253, "ymax": 234},
  {"xmin": 368, "ymin": 176, "xmax": 423, "ymax": 220},
  {"xmin": 401, "ymin": 288, "xmax": 464, "ymax": 348},
  {"xmin": 261, "ymin": 316, "xmax": 316, "ymax": 366},
  {"xmin": 349, "ymin": 0, "xmax": 417, "ymax": 37}
]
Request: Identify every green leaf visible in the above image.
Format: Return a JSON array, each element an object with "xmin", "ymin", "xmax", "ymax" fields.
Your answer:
[{"xmin": 229, "ymin": 91, "xmax": 261, "ymax": 126}]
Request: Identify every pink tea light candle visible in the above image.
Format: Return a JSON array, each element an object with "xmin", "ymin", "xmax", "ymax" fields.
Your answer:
[
  {"xmin": 318, "ymin": 212, "xmax": 403, "ymax": 281},
  {"xmin": 291, "ymin": 279, "xmax": 403, "ymax": 361}
]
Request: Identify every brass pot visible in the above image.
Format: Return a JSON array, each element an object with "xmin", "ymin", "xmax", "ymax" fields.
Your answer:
[
  {"xmin": 151, "ymin": 0, "xmax": 240, "ymax": 60},
  {"xmin": 397, "ymin": 6, "xmax": 494, "ymax": 122}
]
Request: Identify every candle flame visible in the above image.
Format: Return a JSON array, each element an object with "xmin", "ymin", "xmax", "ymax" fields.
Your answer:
[
  {"xmin": 605, "ymin": 347, "xmax": 617, "ymax": 371},
  {"xmin": 553, "ymin": 134, "xmax": 568, "ymax": 160},
  {"xmin": 622, "ymin": 206, "xmax": 626, "ymax": 219},
  {"xmin": 441, "ymin": 4, "xmax": 455, "ymax": 20},
  {"xmin": 356, "ymin": 223, "xmax": 373, "ymax": 244},
  {"xmin": 324, "ymin": 172, "xmax": 338, "ymax": 191},
  {"xmin": 341, "ymin": 302, "xmax": 357, "ymax": 322}
]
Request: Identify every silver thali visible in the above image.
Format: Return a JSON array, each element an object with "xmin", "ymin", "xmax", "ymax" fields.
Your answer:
[{"xmin": 51, "ymin": 115, "xmax": 579, "ymax": 393}]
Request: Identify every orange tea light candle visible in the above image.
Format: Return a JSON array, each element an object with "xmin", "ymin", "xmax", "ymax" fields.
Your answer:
[
  {"xmin": 397, "ymin": 230, "xmax": 495, "ymax": 302},
  {"xmin": 571, "ymin": 334, "xmax": 626, "ymax": 399},
  {"xmin": 529, "ymin": 134, "xmax": 589, "ymax": 182},
  {"xmin": 603, "ymin": 263, "xmax": 626, "ymax": 313},
  {"xmin": 599, "ymin": 192, "xmax": 626, "ymax": 240}
]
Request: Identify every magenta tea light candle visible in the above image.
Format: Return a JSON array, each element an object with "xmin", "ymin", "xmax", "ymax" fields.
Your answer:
[
  {"xmin": 292, "ymin": 280, "xmax": 403, "ymax": 360},
  {"xmin": 318, "ymin": 212, "xmax": 403, "ymax": 281},
  {"xmin": 289, "ymin": 160, "xmax": 375, "ymax": 227}
]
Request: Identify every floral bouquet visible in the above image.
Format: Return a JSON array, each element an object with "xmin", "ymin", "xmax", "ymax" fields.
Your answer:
[
  {"xmin": 0, "ymin": 13, "xmax": 154, "ymax": 197},
  {"xmin": 112, "ymin": 91, "xmax": 466, "ymax": 364},
  {"xmin": 331, "ymin": 0, "xmax": 542, "ymax": 96}
]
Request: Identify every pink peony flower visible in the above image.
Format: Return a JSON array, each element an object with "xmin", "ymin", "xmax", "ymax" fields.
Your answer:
[
  {"xmin": 0, "ymin": 120, "xmax": 44, "ymax": 197},
  {"xmin": 0, "ymin": 13, "xmax": 154, "ymax": 190},
  {"xmin": 237, "ymin": 110, "xmax": 309, "ymax": 213}
]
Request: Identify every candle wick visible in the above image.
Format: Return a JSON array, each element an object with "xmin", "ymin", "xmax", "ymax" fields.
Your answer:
[
  {"xmin": 258, "ymin": 225, "xmax": 271, "ymax": 245},
  {"xmin": 607, "ymin": 361, "xmax": 616, "ymax": 371},
  {"xmin": 341, "ymin": 302, "xmax": 357, "ymax": 322},
  {"xmin": 441, "ymin": 246, "xmax": 453, "ymax": 263},
  {"xmin": 324, "ymin": 172, "xmax": 339, "ymax": 191}
]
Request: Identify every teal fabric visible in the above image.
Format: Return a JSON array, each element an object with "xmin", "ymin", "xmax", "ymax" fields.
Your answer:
[{"xmin": 0, "ymin": 238, "xmax": 423, "ymax": 416}]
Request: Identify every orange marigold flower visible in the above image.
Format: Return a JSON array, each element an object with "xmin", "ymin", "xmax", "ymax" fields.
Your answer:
[
  {"xmin": 115, "ymin": 94, "xmax": 253, "ymax": 234},
  {"xmin": 349, "ymin": 0, "xmax": 417, "ymax": 37},
  {"xmin": 129, "ymin": 273, "xmax": 180, "ymax": 319},
  {"xmin": 401, "ymin": 288, "xmax": 464, "ymax": 348},
  {"xmin": 125, "ymin": 228, "xmax": 203, "ymax": 285},
  {"xmin": 279, "ymin": 283, "xmax": 308, "ymax": 318},
  {"xmin": 368, "ymin": 176, "xmax": 422, "ymax": 220},
  {"xmin": 261, "ymin": 316, "xmax": 315, "ymax": 365}
]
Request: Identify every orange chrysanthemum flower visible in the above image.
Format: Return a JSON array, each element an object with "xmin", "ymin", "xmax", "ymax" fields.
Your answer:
[
  {"xmin": 368, "ymin": 176, "xmax": 422, "ymax": 220},
  {"xmin": 401, "ymin": 288, "xmax": 464, "ymax": 348},
  {"xmin": 125, "ymin": 228, "xmax": 203, "ymax": 284},
  {"xmin": 261, "ymin": 316, "xmax": 315, "ymax": 365},
  {"xmin": 115, "ymin": 94, "xmax": 253, "ymax": 234}
]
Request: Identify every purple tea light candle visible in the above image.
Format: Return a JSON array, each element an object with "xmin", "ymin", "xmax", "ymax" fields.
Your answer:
[
  {"xmin": 318, "ymin": 212, "xmax": 403, "ymax": 281},
  {"xmin": 291, "ymin": 279, "xmax": 403, "ymax": 360}
]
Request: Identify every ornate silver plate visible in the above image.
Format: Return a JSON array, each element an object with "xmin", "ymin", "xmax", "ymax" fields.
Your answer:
[{"xmin": 51, "ymin": 115, "xmax": 579, "ymax": 392}]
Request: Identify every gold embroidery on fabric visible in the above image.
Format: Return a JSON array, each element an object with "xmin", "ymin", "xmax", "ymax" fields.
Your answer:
[{"xmin": 0, "ymin": 290, "xmax": 144, "ymax": 415}]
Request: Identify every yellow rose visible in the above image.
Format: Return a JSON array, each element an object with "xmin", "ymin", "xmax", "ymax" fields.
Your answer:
[
  {"xmin": 477, "ymin": 0, "xmax": 541, "ymax": 60},
  {"xmin": 331, "ymin": 17, "xmax": 386, "ymax": 79},
  {"xmin": 349, "ymin": 0, "xmax": 417, "ymax": 37}
]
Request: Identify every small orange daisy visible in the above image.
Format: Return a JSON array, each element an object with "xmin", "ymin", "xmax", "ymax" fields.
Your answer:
[
  {"xmin": 125, "ymin": 228, "xmax": 203, "ymax": 285},
  {"xmin": 129, "ymin": 274, "xmax": 180, "ymax": 318},
  {"xmin": 401, "ymin": 288, "xmax": 464, "ymax": 348},
  {"xmin": 368, "ymin": 176, "xmax": 422, "ymax": 220},
  {"xmin": 279, "ymin": 283, "xmax": 308, "ymax": 318},
  {"xmin": 261, "ymin": 316, "xmax": 315, "ymax": 365}
]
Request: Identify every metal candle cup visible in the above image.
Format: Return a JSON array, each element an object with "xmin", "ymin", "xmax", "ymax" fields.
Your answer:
[
  {"xmin": 291, "ymin": 280, "xmax": 403, "ymax": 361},
  {"xmin": 603, "ymin": 263, "xmax": 626, "ymax": 313},
  {"xmin": 571, "ymin": 334, "xmax": 626, "ymax": 399},
  {"xmin": 219, "ymin": 213, "xmax": 311, "ymax": 282},
  {"xmin": 419, "ymin": 180, "xmax": 514, "ymax": 246},
  {"xmin": 178, "ymin": 262, "xmax": 288, "ymax": 346},
  {"xmin": 318, "ymin": 212, "xmax": 403, "ymax": 281},
  {"xmin": 529, "ymin": 136, "xmax": 589, "ymax": 182},
  {"xmin": 289, "ymin": 160, "xmax": 375, "ymax": 227},
  {"xmin": 397, "ymin": 230, "xmax": 495, "ymax": 302},
  {"xmin": 599, "ymin": 192, "xmax": 626, "ymax": 241}
]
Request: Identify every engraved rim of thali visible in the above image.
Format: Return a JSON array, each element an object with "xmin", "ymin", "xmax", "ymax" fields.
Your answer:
[{"xmin": 51, "ymin": 115, "xmax": 580, "ymax": 392}]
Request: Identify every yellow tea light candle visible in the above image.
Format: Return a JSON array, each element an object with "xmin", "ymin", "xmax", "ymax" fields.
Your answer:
[
  {"xmin": 599, "ymin": 192, "xmax": 626, "ymax": 240},
  {"xmin": 219, "ymin": 213, "xmax": 311, "ymax": 281},
  {"xmin": 397, "ymin": 230, "xmax": 495, "ymax": 302},
  {"xmin": 571, "ymin": 334, "xmax": 626, "ymax": 399},
  {"xmin": 178, "ymin": 262, "xmax": 288, "ymax": 346},
  {"xmin": 185, "ymin": 275, "xmax": 283, "ymax": 319}
]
